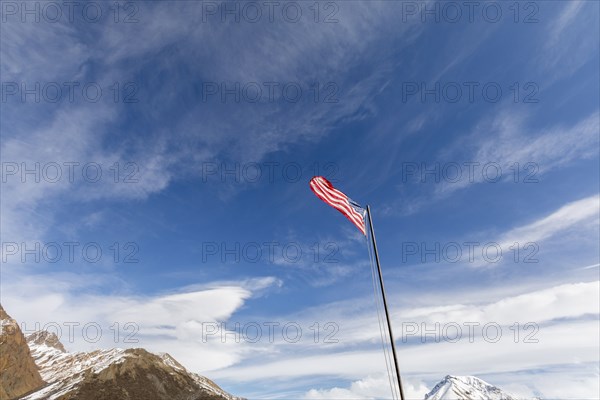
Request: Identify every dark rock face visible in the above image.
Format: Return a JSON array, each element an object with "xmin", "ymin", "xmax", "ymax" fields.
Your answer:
[{"xmin": 0, "ymin": 305, "xmax": 46, "ymax": 399}]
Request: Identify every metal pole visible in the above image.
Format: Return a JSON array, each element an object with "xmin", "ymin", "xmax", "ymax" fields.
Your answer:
[{"xmin": 366, "ymin": 205, "xmax": 405, "ymax": 400}]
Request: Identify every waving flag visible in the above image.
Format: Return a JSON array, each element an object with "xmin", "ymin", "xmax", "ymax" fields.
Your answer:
[
  {"xmin": 309, "ymin": 176, "xmax": 366, "ymax": 235},
  {"xmin": 309, "ymin": 176, "xmax": 406, "ymax": 400}
]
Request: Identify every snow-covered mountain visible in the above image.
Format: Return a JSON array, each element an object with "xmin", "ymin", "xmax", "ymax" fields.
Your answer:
[
  {"xmin": 0, "ymin": 304, "xmax": 242, "ymax": 400},
  {"xmin": 21, "ymin": 332, "xmax": 241, "ymax": 400},
  {"xmin": 425, "ymin": 375, "xmax": 517, "ymax": 400}
]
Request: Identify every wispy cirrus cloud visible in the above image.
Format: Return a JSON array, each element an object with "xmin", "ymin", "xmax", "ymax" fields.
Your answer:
[
  {"xmin": 540, "ymin": 0, "xmax": 598, "ymax": 79},
  {"xmin": 495, "ymin": 195, "xmax": 599, "ymax": 245},
  {"xmin": 386, "ymin": 110, "xmax": 599, "ymax": 216},
  {"xmin": 437, "ymin": 111, "xmax": 599, "ymax": 196},
  {"xmin": 1, "ymin": 1, "xmax": 427, "ymax": 246},
  {"xmin": 399, "ymin": 281, "xmax": 599, "ymax": 328},
  {"xmin": 461, "ymin": 194, "xmax": 600, "ymax": 267}
]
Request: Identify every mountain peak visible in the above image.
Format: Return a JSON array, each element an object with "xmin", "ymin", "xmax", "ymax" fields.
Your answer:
[
  {"xmin": 425, "ymin": 375, "xmax": 517, "ymax": 400},
  {"xmin": 26, "ymin": 330, "xmax": 67, "ymax": 353}
]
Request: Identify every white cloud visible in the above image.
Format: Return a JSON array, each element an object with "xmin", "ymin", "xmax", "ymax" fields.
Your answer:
[
  {"xmin": 0, "ymin": 17, "xmax": 87, "ymax": 82},
  {"xmin": 399, "ymin": 281, "xmax": 599, "ymax": 327},
  {"xmin": 386, "ymin": 111, "xmax": 599, "ymax": 216},
  {"xmin": 460, "ymin": 194, "xmax": 600, "ymax": 267},
  {"xmin": 0, "ymin": 103, "xmax": 173, "ymax": 248},
  {"xmin": 0, "ymin": 275, "xmax": 280, "ymax": 371},
  {"xmin": 305, "ymin": 375, "xmax": 429, "ymax": 400},
  {"xmin": 437, "ymin": 111, "xmax": 599, "ymax": 196},
  {"xmin": 474, "ymin": 112, "xmax": 599, "ymax": 175},
  {"xmin": 391, "ymin": 194, "xmax": 599, "ymax": 268},
  {"xmin": 2, "ymin": 258, "xmax": 597, "ymax": 399},
  {"xmin": 548, "ymin": 1, "xmax": 585, "ymax": 45},
  {"xmin": 205, "ymin": 278, "xmax": 598, "ymax": 400},
  {"xmin": 540, "ymin": 0, "xmax": 597, "ymax": 78},
  {"xmin": 1, "ymin": 1, "xmax": 429, "ymax": 250},
  {"xmin": 210, "ymin": 319, "xmax": 598, "ymax": 397},
  {"xmin": 496, "ymin": 195, "xmax": 599, "ymax": 246},
  {"xmin": 487, "ymin": 365, "xmax": 600, "ymax": 400}
]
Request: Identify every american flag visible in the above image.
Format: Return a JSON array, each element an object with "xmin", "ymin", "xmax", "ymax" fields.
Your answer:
[{"xmin": 309, "ymin": 176, "xmax": 367, "ymax": 235}]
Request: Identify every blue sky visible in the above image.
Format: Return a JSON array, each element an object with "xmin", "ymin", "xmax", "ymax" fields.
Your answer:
[{"xmin": 1, "ymin": 1, "xmax": 599, "ymax": 398}]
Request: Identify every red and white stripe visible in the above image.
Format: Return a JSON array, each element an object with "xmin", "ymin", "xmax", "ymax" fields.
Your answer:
[{"xmin": 309, "ymin": 176, "xmax": 366, "ymax": 235}]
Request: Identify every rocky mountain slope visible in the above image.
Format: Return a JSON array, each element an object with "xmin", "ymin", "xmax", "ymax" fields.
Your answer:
[
  {"xmin": 0, "ymin": 305, "xmax": 241, "ymax": 400},
  {"xmin": 0, "ymin": 305, "xmax": 45, "ymax": 399},
  {"xmin": 425, "ymin": 375, "xmax": 517, "ymax": 400}
]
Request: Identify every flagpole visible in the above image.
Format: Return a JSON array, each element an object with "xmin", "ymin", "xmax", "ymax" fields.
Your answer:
[{"xmin": 366, "ymin": 205, "xmax": 405, "ymax": 400}]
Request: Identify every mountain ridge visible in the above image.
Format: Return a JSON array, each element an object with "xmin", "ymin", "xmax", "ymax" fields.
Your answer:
[
  {"xmin": 424, "ymin": 375, "xmax": 519, "ymax": 400},
  {"xmin": 0, "ymin": 304, "xmax": 242, "ymax": 400}
]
